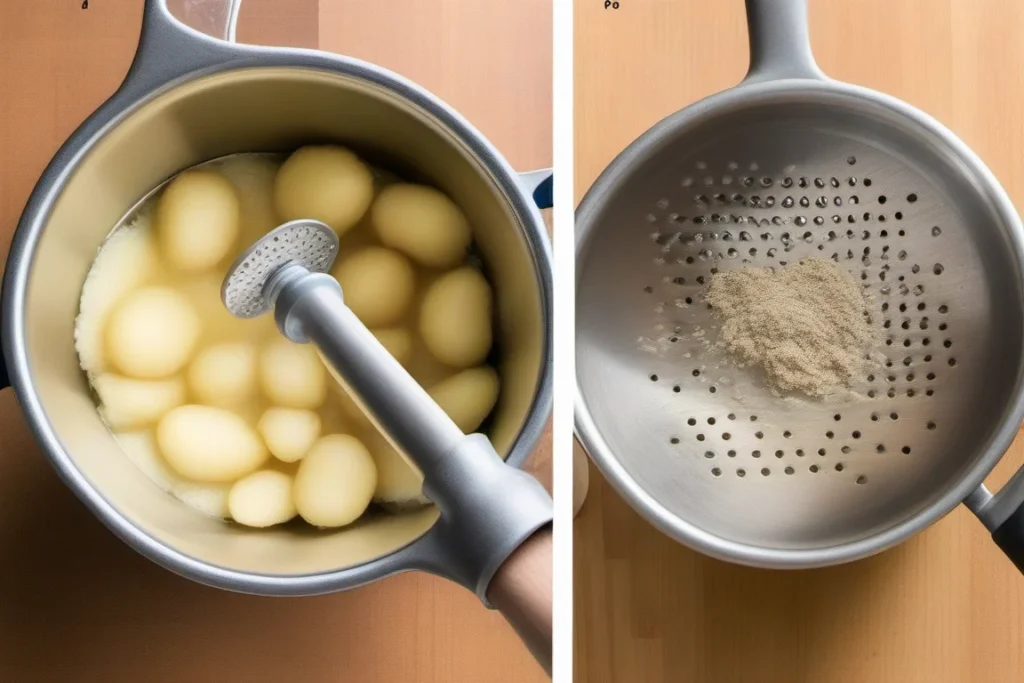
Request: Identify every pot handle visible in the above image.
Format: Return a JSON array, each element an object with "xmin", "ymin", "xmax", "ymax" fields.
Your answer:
[
  {"xmin": 119, "ymin": 0, "xmax": 245, "ymax": 101},
  {"xmin": 518, "ymin": 169, "xmax": 554, "ymax": 210},
  {"xmin": 742, "ymin": 0, "xmax": 826, "ymax": 84},
  {"xmin": 966, "ymin": 475, "xmax": 1024, "ymax": 573}
]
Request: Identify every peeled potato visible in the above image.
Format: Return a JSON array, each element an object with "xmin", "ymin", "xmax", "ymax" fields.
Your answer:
[
  {"xmin": 106, "ymin": 287, "xmax": 201, "ymax": 379},
  {"xmin": 294, "ymin": 434, "xmax": 377, "ymax": 527},
  {"xmin": 371, "ymin": 327, "xmax": 413, "ymax": 367},
  {"xmin": 117, "ymin": 430, "xmax": 233, "ymax": 517},
  {"xmin": 332, "ymin": 246, "xmax": 415, "ymax": 327},
  {"xmin": 259, "ymin": 339, "xmax": 327, "ymax": 409},
  {"xmin": 366, "ymin": 431, "xmax": 426, "ymax": 505},
  {"xmin": 257, "ymin": 407, "xmax": 321, "ymax": 463},
  {"xmin": 372, "ymin": 184, "xmax": 471, "ymax": 268},
  {"xmin": 428, "ymin": 366, "xmax": 500, "ymax": 433},
  {"xmin": 157, "ymin": 405, "xmax": 268, "ymax": 482},
  {"xmin": 228, "ymin": 470, "xmax": 297, "ymax": 528},
  {"xmin": 216, "ymin": 155, "xmax": 281, "ymax": 248},
  {"xmin": 76, "ymin": 220, "xmax": 160, "ymax": 375},
  {"xmin": 94, "ymin": 374, "xmax": 186, "ymax": 430},
  {"xmin": 274, "ymin": 145, "xmax": 374, "ymax": 235},
  {"xmin": 157, "ymin": 169, "xmax": 240, "ymax": 272},
  {"xmin": 188, "ymin": 343, "xmax": 257, "ymax": 407},
  {"xmin": 420, "ymin": 267, "xmax": 493, "ymax": 368}
]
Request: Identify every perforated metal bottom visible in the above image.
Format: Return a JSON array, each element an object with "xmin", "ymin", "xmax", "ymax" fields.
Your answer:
[
  {"xmin": 222, "ymin": 219, "xmax": 339, "ymax": 318},
  {"xmin": 577, "ymin": 98, "xmax": 1024, "ymax": 552}
]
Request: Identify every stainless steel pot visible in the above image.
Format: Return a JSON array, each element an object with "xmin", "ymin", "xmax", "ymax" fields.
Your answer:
[
  {"xmin": 576, "ymin": 0, "xmax": 1024, "ymax": 571},
  {"xmin": 1, "ymin": 0, "xmax": 552, "ymax": 595}
]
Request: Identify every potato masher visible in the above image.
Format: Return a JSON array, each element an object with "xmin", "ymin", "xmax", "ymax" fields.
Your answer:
[
  {"xmin": 222, "ymin": 219, "xmax": 553, "ymax": 601},
  {"xmin": 576, "ymin": 0, "xmax": 1024, "ymax": 571}
]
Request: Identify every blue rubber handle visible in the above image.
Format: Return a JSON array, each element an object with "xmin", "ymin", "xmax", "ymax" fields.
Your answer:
[{"xmin": 532, "ymin": 174, "xmax": 553, "ymax": 209}]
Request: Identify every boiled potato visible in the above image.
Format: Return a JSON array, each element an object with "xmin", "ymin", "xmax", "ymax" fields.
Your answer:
[
  {"xmin": 157, "ymin": 169, "xmax": 240, "ymax": 272},
  {"xmin": 294, "ymin": 434, "xmax": 377, "ymax": 527},
  {"xmin": 259, "ymin": 339, "xmax": 327, "ymax": 409},
  {"xmin": 372, "ymin": 184, "xmax": 471, "ymax": 268},
  {"xmin": 117, "ymin": 430, "xmax": 232, "ymax": 517},
  {"xmin": 188, "ymin": 343, "xmax": 257, "ymax": 407},
  {"xmin": 76, "ymin": 221, "xmax": 160, "ymax": 375},
  {"xmin": 258, "ymin": 407, "xmax": 322, "ymax": 463},
  {"xmin": 274, "ymin": 145, "xmax": 374, "ymax": 235},
  {"xmin": 94, "ymin": 374, "xmax": 186, "ymax": 430},
  {"xmin": 428, "ymin": 366, "xmax": 500, "ymax": 433},
  {"xmin": 420, "ymin": 267, "xmax": 493, "ymax": 368},
  {"xmin": 371, "ymin": 327, "xmax": 413, "ymax": 367},
  {"xmin": 366, "ymin": 431, "xmax": 426, "ymax": 505},
  {"xmin": 157, "ymin": 405, "xmax": 268, "ymax": 482},
  {"xmin": 332, "ymin": 246, "xmax": 415, "ymax": 327},
  {"xmin": 216, "ymin": 155, "xmax": 281, "ymax": 248},
  {"xmin": 228, "ymin": 470, "xmax": 297, "ymax": 528},
  {"xmin": 106, "ymin": 287, "xmax": 201, "ymax": 379}
]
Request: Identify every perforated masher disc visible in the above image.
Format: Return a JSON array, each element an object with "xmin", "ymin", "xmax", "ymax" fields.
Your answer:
[{"xmin": 221, "ymin": 219, "xmax": 340, "ymax": 318}]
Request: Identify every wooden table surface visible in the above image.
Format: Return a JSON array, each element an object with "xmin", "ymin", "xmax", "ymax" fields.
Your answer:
[
  {"xmin": 0, "ymin": 1, "xmax": 550, "ymax": 681},
  {"xmin": 574, "ymin": 1, "xmax": 1024, "ymax": 682}
]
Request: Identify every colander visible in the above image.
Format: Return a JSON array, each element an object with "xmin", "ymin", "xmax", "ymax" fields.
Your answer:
[{"xmin": 575, "ymin": 0, "xmax": 1024, "ymax": 571}]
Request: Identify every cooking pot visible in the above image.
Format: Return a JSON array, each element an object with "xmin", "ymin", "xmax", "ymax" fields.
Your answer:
[{"xmin": 1, "ymin": 0, "xmax": 552, "ymax": 595}]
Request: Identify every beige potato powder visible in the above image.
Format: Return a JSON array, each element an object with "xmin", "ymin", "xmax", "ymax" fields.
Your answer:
[{"xmin": 705, "ymin": 258, "xmax": 875, "ymax": 398}]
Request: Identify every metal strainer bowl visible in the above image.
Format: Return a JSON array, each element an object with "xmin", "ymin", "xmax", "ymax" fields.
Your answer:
[{"xmin": 575, "ymin": 0, "xmax": 1024, "ymax": 570}]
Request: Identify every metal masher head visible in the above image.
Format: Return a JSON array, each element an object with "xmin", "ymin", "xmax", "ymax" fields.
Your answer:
[
  {"xmin": 576, "ymin": 84, "xmax": 1024, "ymax": 567},
  {"xmin": 221, "ymin": 219, "xmax": 339, "ymax": 318}
]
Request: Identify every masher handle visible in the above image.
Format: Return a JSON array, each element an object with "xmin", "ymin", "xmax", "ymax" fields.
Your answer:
[
  {"xmin": 272, "ymin": 270, "xmax": 554, "ymax": 603},
  {"xmin": 274, "ymin": 270, "xmax": 465, "ymax": 471},
  {"xmin": 488, "ymin": 527, "xmax": 553, "ymax": 675}
]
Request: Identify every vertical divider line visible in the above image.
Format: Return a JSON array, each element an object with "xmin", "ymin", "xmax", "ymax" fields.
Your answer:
[{"xmin": 551, "ymin": 0, "xmax": 574, "ymax": 681}]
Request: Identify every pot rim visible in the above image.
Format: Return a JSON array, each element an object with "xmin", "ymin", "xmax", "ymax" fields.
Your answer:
[
  {"xmin": 574, "ymin": 77, "xmax": 1024, "ymax": 569},
  {"xmin": 2, "ymin": 50, "xmax": 553, "ymax": 593}
]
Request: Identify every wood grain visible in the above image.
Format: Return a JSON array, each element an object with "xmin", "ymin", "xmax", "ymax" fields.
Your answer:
[
  {"xmin": 574, "ymin": 1, "xmax": 1024, "ymax": 682},
  {"xmin": 0, "ymin": 1, "xmax": 550, "ymax": 681}
]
